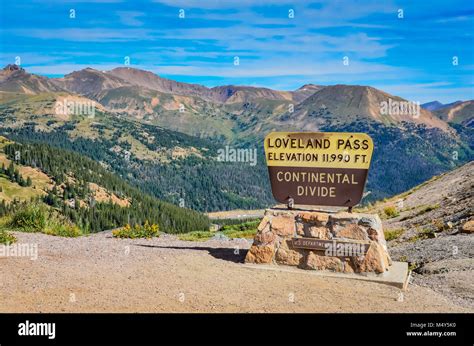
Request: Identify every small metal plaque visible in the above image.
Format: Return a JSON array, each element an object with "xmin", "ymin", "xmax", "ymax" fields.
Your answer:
[{"xmin": 291, "ymin": 238, "xmax": 370, "ymax": 257}]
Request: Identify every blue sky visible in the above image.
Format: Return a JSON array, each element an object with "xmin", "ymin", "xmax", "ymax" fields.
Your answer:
[{"xmin": 0, "ymin": 0, "xmax": 473, "ymax": 103}]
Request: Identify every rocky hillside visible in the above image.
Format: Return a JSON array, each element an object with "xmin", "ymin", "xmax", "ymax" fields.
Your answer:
[
  {"xmin": 434, "ymin": 100, "xmax": 474, "ymax": 127},
  {"xmin": 278, "ymin": 84, "xmax": 448, "ymax": 131},
  {"xmin": 0, "ymin": 65, "xmax": 63, "ymax": 94},
  {"xmin": 101, "ymin": 67, "xmax": 316, "ymax": 104},
  {"xmin": 362, "ymin": 161, "xmax": 473, "ymax": 307},
  {"xmin": 421, "ymin": 100, "xmax": 463, "ymax": 112},
  {"xmin": 53, "ymin": 68, "xmax": 129, "ymax": 98}
]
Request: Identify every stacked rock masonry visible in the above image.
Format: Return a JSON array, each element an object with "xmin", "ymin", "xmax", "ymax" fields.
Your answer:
[{"xmin": 245, "ymin": 208, "xmax": 392, "ymax": 274}]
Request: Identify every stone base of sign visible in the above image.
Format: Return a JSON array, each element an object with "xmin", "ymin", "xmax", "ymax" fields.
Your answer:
[
  {"xmin": 244, "ymin": 261, "xmax": 410, "ymax": 289},
  {"xmin": 245, "ymin": 207, "xmax": 392, "ymax": 274}
]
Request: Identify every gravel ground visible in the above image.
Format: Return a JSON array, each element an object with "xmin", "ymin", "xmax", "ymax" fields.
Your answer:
[{"xmin": 0, "ymin": 231, "xmax": 470, "ymax": 313}]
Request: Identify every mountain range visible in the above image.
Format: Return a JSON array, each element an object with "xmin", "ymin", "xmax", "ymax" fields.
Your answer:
[
  {"xmin": 2, "ymin": 64, "xmax": 469, "ymax": 134},
  {"xmin": 0, "ymin": 64, "xmax": 473, "ymax": 212},
  {"xmin": 421, "ymin": 100, "xmax": 463, "ymax": 111}
]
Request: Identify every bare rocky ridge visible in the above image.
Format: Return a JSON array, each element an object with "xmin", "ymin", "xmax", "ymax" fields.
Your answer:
[
  {"xmin": 52, "ymin": 68, "xmax": 133, "ymax": 98},
  {"xmin": 281, "ymin": 84, "xmax": 449, "ymax": 131},
  {"xmin": 54, "ymin": 67, "xmax": 301, "ymax": 104},
  {"xmin": 107, "ymin": 67, "xmax": 321, "ymax": 104},
  {"xmin": 107, "ymin": 67, "xmax": 214, "ymax": 101},
  {"xmin": 1, "ymin": 65, "xmax": 464, "ymax": 134},
  {"xmin": 421, "ymin": 101, "xmax": 445, "ymax": 111},
  {"xmin": 434, "ymin": 100, "xmax": 474, "ymax": 127},
  {"xmin": 0, "ymin": 65, "xmax": 64, "ymax": 94},
  {"xmin": 291, "ymin": 84, "xmax": 325, "ymax": 103},
  {"xmin": 422, "ymin": 100, "xmax": 463, "ymax": 112},
  {"xmin": 209, "ymin": 85, "xmax": 291, "ymax": 103}
]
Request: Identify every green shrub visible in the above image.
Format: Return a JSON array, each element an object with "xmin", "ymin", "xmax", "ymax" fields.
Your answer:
[
  {"xmin": 383, "ymin": 206, "xmax": 399, "ymax": 218},
  {"xmin": 0, "ymin": 230, "xmax": 16, "ymax": 245},
  {"xmin": 215, "ymin": 218, "xmax": 260, "ymax": 226},
  {"xmin": 220, "ymin": 220, "xmax": 259, "ymax": 233},
  {"xmin": 397, "ymin": 255, "xmax": 418, "ymax": 271},
  {"xmin": 218, "ymin": 219, "xmax": 259, "ymax": 239},
  {"xmin": 2, "ymin": 205, "xmax": 84, "ymax": 237},
  {"xmin": 384, "ymin": 228, "xmax": 405, "ymax": 241},
  {"xmin": 113, "ymin": 221, "xmax": 160, "ymax": 239},
  {"xmin": 417, "ymin": 204, "xmax": 440, "ymax": 215},
  {"xmin": 400, "ymin": 204, "xmax": 441, "ymax": 221},
  {"xmin": 9, "ymin": 203, "xmax": 47, "ymax": 231},
  {"xmin": 178, "ymin": 231, "xmax": 214, "ymax": 241},
  {"xmin": 432, "ymin": 218, "xmax": 447, "ymax": 232},
  {"xmin": 407, "ymin": 228, "xmax": 436, "ymax": 242},
  {"xmin": 222, "ymin": 228, "xmax": 257, "ymax": 239},
  {"xmin": 44, "ymin": 224, "xmax": 82, "ymax": 237}
]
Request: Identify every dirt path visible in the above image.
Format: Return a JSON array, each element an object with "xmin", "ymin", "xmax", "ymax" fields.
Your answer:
[{"xmin": 0, "ymin": 231, "xmax": 469, "ymax": 313}]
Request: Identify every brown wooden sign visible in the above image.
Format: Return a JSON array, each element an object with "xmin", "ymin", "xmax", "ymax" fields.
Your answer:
[
  {"xmin": 264, "ymin": 132, "xmax": 374, "ymax": 207},
  {"xmin": 291, "ymin": 238, "xmax": 370, "ymax": 257}
]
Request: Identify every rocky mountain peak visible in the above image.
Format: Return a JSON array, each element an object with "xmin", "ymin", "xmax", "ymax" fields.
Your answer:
[
  {"xmin": 3, "ymin": 64, "xmax": 24, "ymax": 72},
  {"xmin": 297, "ymin": 84, "xmax": 320, "ymax": 90}
]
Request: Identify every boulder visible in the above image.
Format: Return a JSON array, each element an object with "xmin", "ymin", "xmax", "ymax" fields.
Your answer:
[
  {"xmin": 212, "ymin": 233, "xmax": 229, "ymax": 241},
  {"xmin": 352, "ymin": 242, "xmax": 388, "ymax": 274},
  {"xmin": 275, "ymin": 239, "xmax": 305, "ymax": 266},
  {"xmin": 305, "ymin": 251, "xmax": 343, "ymax": 272},
  {"xmin": 271, "ymin": 216, "xmax": 295, "ymax": 236},
  {"xmin": 333, "ymin": 224, "xmax": 368, "ymax": 241},
  {"xmin": 245, "ymin": 244, "xmax": 275, "ymax": 264},
  {"xmin": 461, "ymin": 220, "xmax": 474, "ymax": 234},
  {"xmin": 297, "ymin": 211, "xmax": 329, "ymax": 225},
  {"xmin": 329, "ymin": 211, "xmax": 361, "ymax": 225},
  {"xmin": 306, "ymin": 226, "xmax": 331, "ymax": 239},
  {"xmin": 254, "ymin": 230, "xmax": 276, "ymax": 245}
]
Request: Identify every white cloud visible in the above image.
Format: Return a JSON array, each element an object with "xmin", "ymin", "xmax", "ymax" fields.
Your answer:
[
  {"xmin": 10, "ymin": 28, "xmax": 154, "ymax": 42},
  {"xmin": 374, "ymin": 83, "xmax": 474, "ymax": 103},
  {"xmin": 145, "ymin": 59, "xmax": 399, "ymax": 78},
  {"xmin": 116, "ymin": 11, "xmax": 145, "ymax": 26}
]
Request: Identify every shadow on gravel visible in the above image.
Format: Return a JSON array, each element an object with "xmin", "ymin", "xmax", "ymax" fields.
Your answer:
[{"xmin": 134, "ymin": 244, "xmax": 247, "ymax": 264}]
